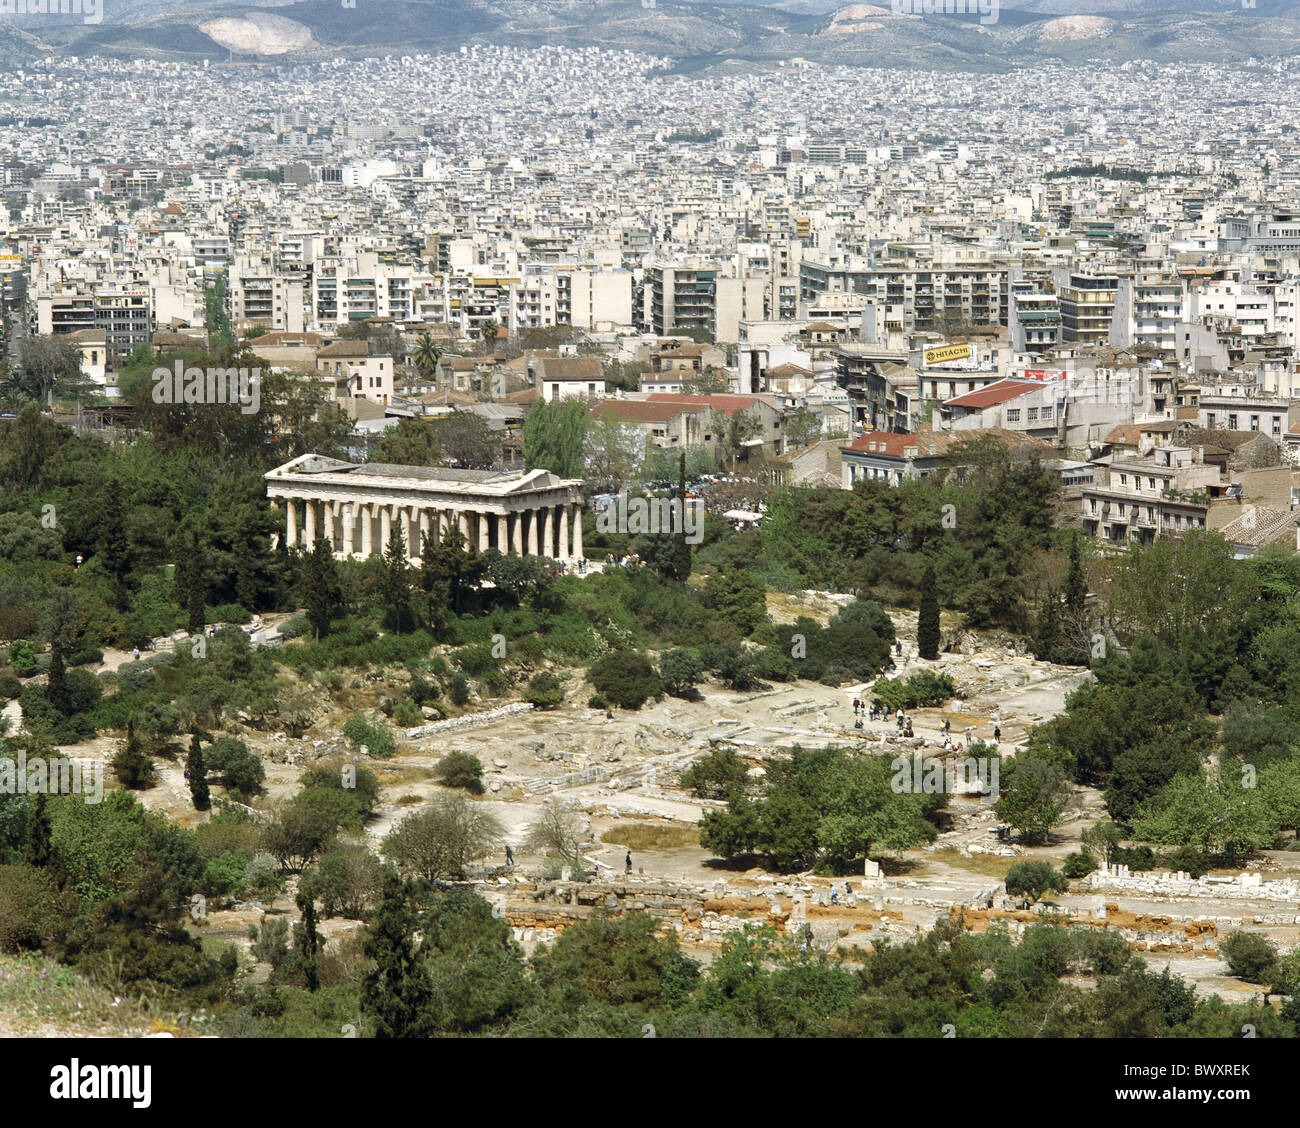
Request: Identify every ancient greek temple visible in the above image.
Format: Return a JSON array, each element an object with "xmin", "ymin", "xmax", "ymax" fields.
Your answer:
[{"xmin": 265, "ymin": 454, "xmax": 585, "ymax": 562}]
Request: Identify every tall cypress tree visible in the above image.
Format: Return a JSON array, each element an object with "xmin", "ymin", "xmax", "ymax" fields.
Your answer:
[
  {"xmin": 419, "ymin": 530, "xmax": 449, "ymax": 632},
  {"xmin": 187, "ymin": 732, "xmax": 210, "ymax": 811},
  {"xmin": 235, "ymin": 546, "xmax": 257, "ymax": 614},
  {"xmin": 295, "ymin": 892, "xmax": 322, "ymax": 993},
  {"xmin": 361, "ymin": 872, "xmax": 434, "ymax": 1038},
  {"xmin": 46, "ymin": 640, "xmax": 68, "ymax": 715},
  {"xmin": 1064, "ymin": 532, "xmax": 1086, "ymax": 617},
  {"xmin": 381, "ymin": 524, "xmax": 412, "ymax": 632},
  {"xmin": 24, "ymin": 792, "xmax": 52, "ymax": 868},
  {"xmin": 112, "ymin": 720, "xmax": 154, "ymax": 790},
  {"xmin": 668, "ymin": 449, "xmax": 693, "ymax": 582},
  {"xmin": 186, "ymin": 530, "xmax": 206, "ymax": 635},
  {"xmin": 98, "ymin": 480, "xmax": 130, "ymax": 589},
  {"xmin": 917, "ymin": 562, "xmax": 940, "ymax": 660},
  {"xmin": 303, "ymin": 536, "xmax": 340, "ymax": 640},
  {"xmin": 1032, "ymin": 587, "xmax": 1061, "ymax": 663}
]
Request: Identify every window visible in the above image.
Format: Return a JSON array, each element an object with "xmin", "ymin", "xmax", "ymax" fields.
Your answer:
[
  {"xmin": 1148, "ymin": 477, "xmax": 1155, "ymax": 490},
  {"xmin": 1006, "ymin": 409, "xmax": 1020, "ymax": 423},
  {"xmin": 1119, "ymin": 474, "xmax": 1127, "ymax": 485},
  {"xmin": 1026, "ymin": 407, "xmax": 1038, "ymax": 421}
]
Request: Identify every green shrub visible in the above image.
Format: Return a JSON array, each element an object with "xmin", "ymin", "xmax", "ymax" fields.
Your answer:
[
  {"xmin": 872, "ymin": 671, "xmax": 956, "ymax": 711},
  {"xmin": 435, "ymin": 750, "xmax": 485, "ymax": 794},
  {"xmin": 588, "ymin": 694, "xmax": 608, "ymax": 710},
  {"xmin": 1061, "ymin": 851, "xmax": 1096, "ymax": 878},
  {"xmin": 1219, "ymin": 930, "xmax": 1278, "ymax": 983},
  {"xmin": 342, "ymin": 714, "xmax": 396, "ymax": 758},
  {"xmin": 659, "ymin": 648, "xmax": 704, "ymax": 696},
  {"xmin": 0, "ymin": 674, "xmax": 21, "ymax": 699},
  {"xmin": 204, "ymin": 736, "xmax": 266, "ymax": 797},
  {"xmin": 524, "ymin": 671, "xmax": 564, "ymax": 710},
  {"xmin": 1161, "ymin": 846, "xmax": 1210, "ymax": 878},
  {"xmin": 1110, "ymin": 845, "xmax": 1156, "ymax": 872},
  {"xmin": 408, "ymin": 675, "xmax": 440, "ymax": 706},
  {"xmin": 589, "ymin": 651, "xmax": 662, "ymax": 710},
  {"xmin": 448, "ymin": 674, "xmax": 471, "ymax": 707},
  {"xmin": 680, "ymin": 747, "xmax": 749, "ymax": 800},
  {"xmin": 392, "ymin": 697, "xmax": 423, "ymax": 727},
  {"xmin": 209, "ymin": 603, "xmax": 252, "ymax": 626},
  {"xmin": 279, "ymin": 614, "xmax": 311, "ymax": 639},
  {"xmin": 7, "ymin": 641, "xmax": 37, "ymax": 678}
]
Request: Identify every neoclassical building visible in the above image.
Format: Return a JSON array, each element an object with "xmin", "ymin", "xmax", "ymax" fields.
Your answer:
[{"xmin": 265, "ymin": 454, "xmax": 585, "ymax": 562}]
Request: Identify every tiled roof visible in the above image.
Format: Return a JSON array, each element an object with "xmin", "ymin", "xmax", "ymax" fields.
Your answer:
[
  {"xmin": 646, "ymin": 393, "xmax": 758, "ymax": 412},
  {"xmin": 590, "ymin": 399, "xmax": 693, "ymax": 422},
  {"xmin": 943, "ymin": 379, "xmax": 1040, "ymax": 409}
]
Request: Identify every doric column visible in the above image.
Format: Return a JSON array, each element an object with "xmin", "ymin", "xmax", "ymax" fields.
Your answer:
[
  {"xmin": 511, "ymin": 510, "xmax": 524, "ymax": 556},
  {"xmin": 380, "ymin": 505, "xmax": 391, "ymax": 552},
  {"xmin": 361, "ymin": 502, "xmax": 373, "ymax": 556},
  {"xmin": 457, "ymin": 510, "xmax": 470, "ymax": 545},
  {"xmin": 478, "ymin": 511, "xmax": 490, "ymax": 554},
  {"xmin": 527, "ymin": 508, "xmax": 540, "ymax": 556},
  {"xmin": 418, "ymin": 508, "xmax": 430, "ymax": 552},
  {"xmin": 542, "ymin": 506, "xmax": 553, "ymax": 559},
  {"xmin": 342, "ymin": 502, "xmax": 355, "ymax": 556},
  {"xmin": 572, "ymin": 501, "xmax": 583, "ymax": 560},
  {"xmin": 326, "ymin": 500, "xmax": 339, "ymax": 550},
  {"xmin": 304, "ymin": 498, "xmax": 316, "ymax": 545},
  {"xmin": 496, "ymin": 513, "xmax": 508, "ymax": 553},
  {"xmin": 286, "ymin": 499, "xmax": 297, "ymax": 548},
  {"xmin": 557, "ymin": 503, "xmax": 569, "ymax": 560}
]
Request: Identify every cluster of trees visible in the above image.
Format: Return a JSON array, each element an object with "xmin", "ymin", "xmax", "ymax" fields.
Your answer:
[
  {"xmin": 697, "ymin": 745, "xmax": 945, "ymax": 873},
  {"xmin": 2, "ymin": 768, "xmax": 1292, "ymax": 1038},
  {"xmin": 759, "ymin": 436, "xmax": 1060, "ymax": 629},
  {"xmin": 998, "ymin": 532, "xmax": 1300, "ymax": 860}
]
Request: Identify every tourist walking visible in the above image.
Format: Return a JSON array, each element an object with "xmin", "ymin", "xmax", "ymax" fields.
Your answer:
[{"xmin": 625, "ymin": 851, "xmax": 632, "ymax": 875}]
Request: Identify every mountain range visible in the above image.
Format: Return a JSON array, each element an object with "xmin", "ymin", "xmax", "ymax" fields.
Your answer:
[{"xmin": 7, "ymin": 0, "xmax": 1300, "ymax": 70}]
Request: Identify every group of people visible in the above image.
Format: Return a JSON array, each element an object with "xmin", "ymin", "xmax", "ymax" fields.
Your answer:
[
  {"xmin": 504, "ymin": 844, "xmax": 634, "ymax": 877},
  {"xmin": 849, "ymin": 698, "xmax": 912, "ymax": 736},
  {"xmin": 556, "ymin": 558, "xmax": 589, "ymax": 575},
  {"xmin": 849, "ymin": 701, "xmax": 1010, "ymax": 747}
]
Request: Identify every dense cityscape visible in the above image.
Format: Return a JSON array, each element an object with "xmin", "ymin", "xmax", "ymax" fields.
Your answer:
[{"xmin": 1, "ymin": 8, "xmax": 1298, "ymax": 1079}]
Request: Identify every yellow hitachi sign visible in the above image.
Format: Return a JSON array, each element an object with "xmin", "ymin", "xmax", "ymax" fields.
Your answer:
[{"xmin": 924, "ymin": 343, "xmax": 971, "ymax": 365}]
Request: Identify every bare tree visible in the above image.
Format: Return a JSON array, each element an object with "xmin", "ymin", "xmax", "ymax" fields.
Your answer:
[
  {"xmin": 522, "ymin": 803, "xmax": 586, "ymax": 865},
  {"xmin": 382, "ymin": 793, "xmax": 503, "ymax": 880},
  {"xmin": 18, "ymin": 335, "xmax": 82, "ymax": 401}
]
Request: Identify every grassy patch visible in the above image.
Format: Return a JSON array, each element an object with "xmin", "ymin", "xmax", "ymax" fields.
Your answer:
[
  {"xmin": 920, "ymin": 848, "xmax": 1019, "ymax": 879},
  {"xmin": 374, "ymin": 766, "xmax": 435, "ymax": 786},
  {"xmin": 600, "ymin": 823, "xmax": 699, "ymax": 851},
  {"xmin": 0, "ymin": 954, "xmax": 156, "ymax": 1036}
]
